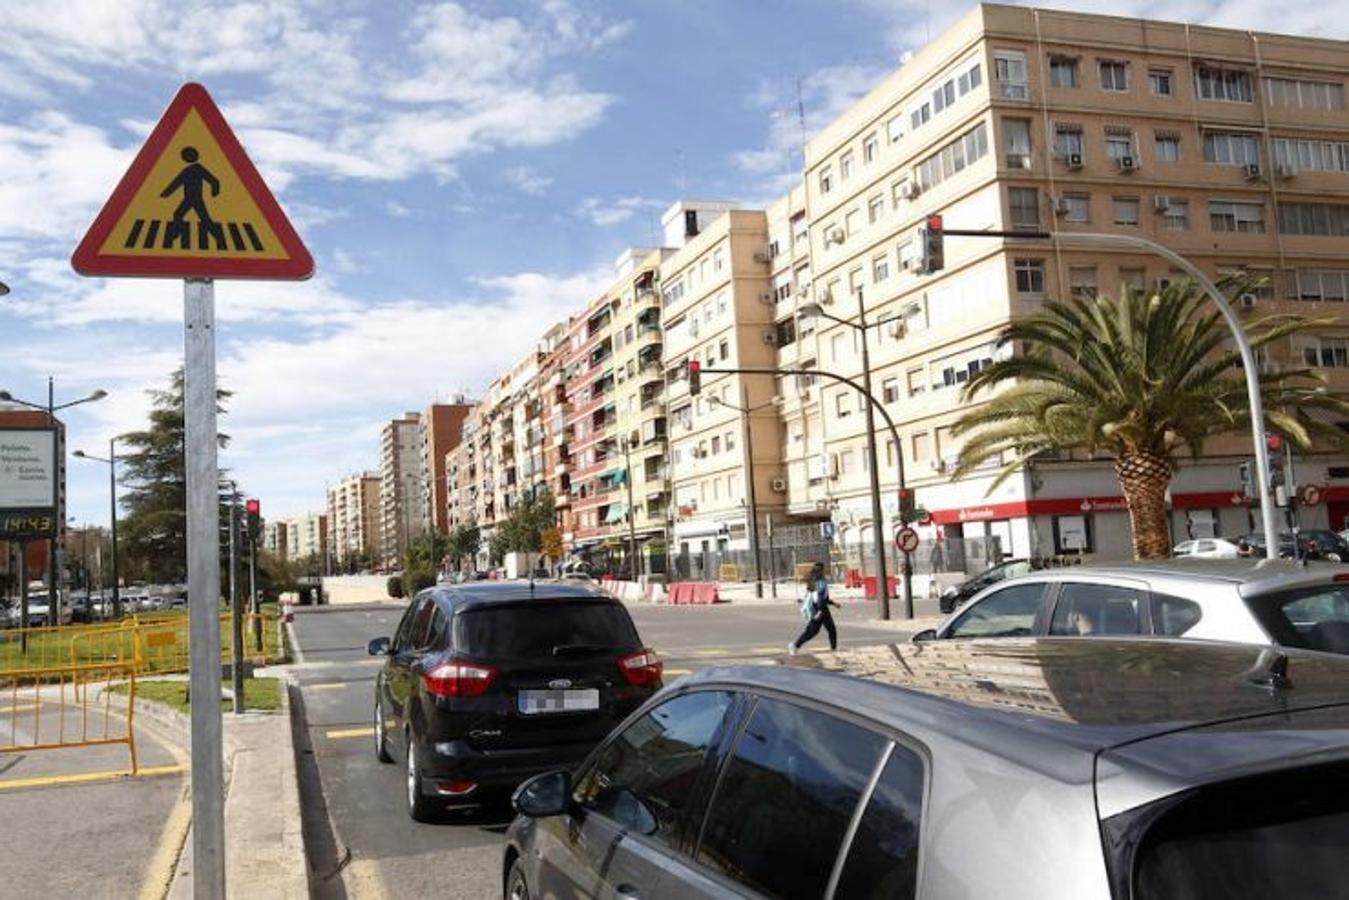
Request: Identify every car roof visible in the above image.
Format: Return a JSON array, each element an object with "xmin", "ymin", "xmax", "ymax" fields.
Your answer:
[
  {"xmin": 432, "ymin": 580, "xmax": 616, "ymax": 611},
  {"xmin": 1005, "ymin": 558, "xmax": 1345, "ymax": 597},
  {"xmin": 679, "ymin": 638, "xmax": 1349, "ymax": 781}
]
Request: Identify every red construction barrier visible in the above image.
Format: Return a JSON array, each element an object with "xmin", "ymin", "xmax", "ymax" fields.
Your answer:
[
  {"xmin": 669, "ymin": 583, "xmax": 689, "ymax": 605},
  {"xmin": 861, "ymin": 576, "xmax": 898, "ymax": 600},
  {"xmin": 692, "ymin": 583, "xmax": 714, "ymax": 604}
]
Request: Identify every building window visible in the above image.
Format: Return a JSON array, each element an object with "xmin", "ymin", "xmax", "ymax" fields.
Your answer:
[
  {"xmin": 931, "ymin": 343, "xmax": 997, "ymax": 390},
  {"xmin": 914, "ymin": 122, "xmax": 989, "ymax": 191},
  {"xmin": 1062, "ymin": 192, "xmax": 1090, "ymax": 223},
  {"xmin": 1049, "ymin": 56, "xmax": 1078, "ymax": 88},
  {"xmin": 906, "ymin": 367, "xmax": 926, "ymax": 397},
  {"xmin": 1163, "ymin": 197, "xmax": 1190, "ymax": 230},
  {"xmin": 840, "ymin": 151, "xmax": 855, "ymax": 181},
  {"xmin": 882, "ymin": 378, "xmax": 899, "ymax": 404},
  {"xmin": 848, "ymin": 267, "xmax": 864, "ymax": 293},
  {"xmin": 1105, "ymin": 132, "xmax": 1134, "ymax": 162},
  {"xmin": 1099, "ymin": 60, "xmax": 1129, "ymax": 92},
  {"xmin": 1112, "ymin": 196, "xmax": 1140, "ymax": 225},
  {"xmin": 1264, "ymin": 77, "xmax": 1345, "ymax": 111},
  {"xmin": 710, "ymin": 436, "xmax": 721, "ymax": 455},
  {"xmin": 845, "ymin": 209, "xmax": 860, "ymax": 236},
  {"xmin": 1069, "ymin": 266, "xmax": 1098, "ymax": 301},
  {"xmin": 1272, "ymin": 138, "xmax": 1349, "ymax": 174},
  {"xmin": 1014, "ymin": 259, "xmax": 1047, "ymax": 296},
  {"xmin": 1054, "ymin": 124, "xmax": 1084, "ymax": 158},
  {"xmin": 868, "ymin": 194, "xmax": 885, "ymax": 224},
  {"xmin": 932, "ymin": 77, "xmax": 956, "ymax": 114},
  {"xmin": 1210, "ymin": 200, "xmax": 1266, "ymax": 234},
  {"xmin": 725, "ymin": 430, "xmax": 736, "ymax": 452},
  {"xmin": 775, "ymin": 318, "xmax": 798, "ymax": 346},
  {"xmin": 910, "ymin": 101, "xmax": 930, "ymax": 130},
  {"xmin": 872, "ymin": 254, "xmax": 890, "ymax": 282},
  {"xmin": 1195, "ymin": 65, "xmax": 1253, "ymax": 102},
  {"xmin": 1010, "ymin": 187, "xmax": 1039, "ymax": 230},
  {"xmin": 819, "ymin": 166, "xmax": 833, "ymax": 194},
  {"xmin": 1148, "ymin": 68, "xmax": 1173, "ymax": 96},
  {"xmin": 863, "ymin": 133, "xmax": 879, "ymax": 164},
  {"xmin": 1004, "ymin": 118, "xmax": 1031, "ymax": 168},
  {"xmin": 1154, "ymin": 133, "xmax": 1180, "ymax": 163},
  {"xmin": 1295, "ymin": 270, "xmax": 1349, "ymax": 302},
  {"xmin": 1279, "ymin": 203, "xmax": 1349, "ymax": 236},
  {"xmin": 718, "ymin": 338, "xmax": 729, "ymax": 361},
  {"xmin": 886, "ymin": 114, "xmax": 904, "ymax": 143},
  {"xmin": 993, "ymin": 50, "xmax": 1028, "ymax": 99},
  {"xmin": 831, "ymin": 332, "xmax": 849, "ymax": 364},
  {"xmin": 1203, "ymin": 132, "xmax": 1260, "ymax": 166},
  {"xmin": 891, "ymin": 179, "xmax": 909, "ymax": 210},
  {"xmin": 1302, "ymin": 337, "xmax": 1349, "ymax": 368},
  {"xmin": 1119, "ymin": 267, "xmax": 1146, "ymax": 291},
  {"xmin": 835, "ymin": 393, "xmax": 852, "ymax": 418}
]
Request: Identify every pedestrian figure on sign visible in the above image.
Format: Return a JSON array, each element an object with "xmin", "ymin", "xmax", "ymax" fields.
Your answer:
[
  {"xmin": 161, "ymin": 146, "xmax": 220, "ymax": 225},
  {"xmin": 788, "ymin": 562, "xmax": 837, "ymax": 655}
]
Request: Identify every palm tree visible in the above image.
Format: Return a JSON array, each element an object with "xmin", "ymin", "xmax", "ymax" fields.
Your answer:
[{"xmin": 951, "ymin": 281, "xmax": 1349, "ymax": 560}]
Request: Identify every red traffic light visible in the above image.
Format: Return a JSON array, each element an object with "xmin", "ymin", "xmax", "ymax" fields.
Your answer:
[
  {"xmin": 245, "ymin": 498, "xmax": 260, "ymax": 516},
  {"xmin": 1266, "ymin": 434, "xmax": 1282, "ymax": 451},
  {"xmin": 688, "ymin": 361, "xmax": 700, "ymax": 375},
  {"xmin": 925, "ymin": 214, "xmax": 943, "ymax": 231},
  {"xmin": 687, "ymin": 360, "xmax": 702, "ymax": 395}
]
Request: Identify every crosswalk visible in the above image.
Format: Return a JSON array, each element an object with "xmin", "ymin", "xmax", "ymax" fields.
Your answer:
[{"xmin": 123, "ymin": 218, "xmax": 266, "ymax": 253}]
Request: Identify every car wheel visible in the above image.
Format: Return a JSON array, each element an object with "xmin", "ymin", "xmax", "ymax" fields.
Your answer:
[
  {"xmin": 373, "ymin": 699, "xmax": 392, "ymax": 763},
  {"xmin": 406, "ymin": 730, "xmax": 435, "ymax": 822},
  {"xmin": 506, "ymin": 859, "xmax": 531, "ymax": 900}
]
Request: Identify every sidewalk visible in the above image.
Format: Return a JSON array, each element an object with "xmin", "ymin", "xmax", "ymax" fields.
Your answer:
[{"xmin": 128, "ymin": 670, "xmax": 307, "ymax": 900}]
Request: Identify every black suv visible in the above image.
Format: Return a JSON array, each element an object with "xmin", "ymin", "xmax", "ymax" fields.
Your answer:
[{"xmin": 367, "ymin": 582, "xmax": 662, "ymax": 821}]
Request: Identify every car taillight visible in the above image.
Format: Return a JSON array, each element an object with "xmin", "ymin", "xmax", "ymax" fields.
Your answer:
[
  {"xmin": 423, "ymin": 663, "xmax": 496, "ymax": 698},
  {"xmin": 618, "ymin": 649, "xmax": 663, "ymax": 686}
]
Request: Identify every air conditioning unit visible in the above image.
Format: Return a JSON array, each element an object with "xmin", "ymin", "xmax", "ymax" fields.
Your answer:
[
  {"xmin": 753, "ymin": 245, "xmax": 772, "ymax": 263},
  {"xmin": 762, "ymin": 330, "xmax": 779, "ymax": 346},
  {"xmin": 827, "ymin": 227, "xmax": 846, "ymax": 245},
  {"xmin": 930, "ymin": 458, "xmax": 947, "ymax": 473},
  {"xmin": 899, "ymin": 181, "xmax": 921, "ymax": 200},
  {"xmin": 1065, "ymin": 152, "xmax": 1084, "ymax": 170},
  {"xmin": 1152, "ymin": 195, "xmax": 1171, "ymax": 212},
  {"xmin": 759, "ymin": 290, "xmax": 775, "ymax": 304},
  {"xmin": 770, "ymin": 477, "xmax": 788, "ymax": 493},
  {"xmin": 1052, "ymin": 196, "xmax": 1071, "ymax": 216},
  {"xmin": 888, "ymin": 320, "xmax": 906, "ymax": 340},
  {"xmin": 1275, "ymin": 163, "xmax": 1298, "ymax": 179},
  {"xmin": 1116, "ymin": 155, "xmax": 1138, "ymax": 172},
  {"xmin": 1239, "ymin": 292, "xmax": 1258, "ymax": 309},
  {"xmin": 1243, "ymin": 162, "xmax": 1263, "ymax": 181}
]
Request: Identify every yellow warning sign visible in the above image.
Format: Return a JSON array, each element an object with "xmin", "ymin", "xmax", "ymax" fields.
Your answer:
[{"xmin": 72, "ymin": 83, "xmax": 312, "ymax": 280}]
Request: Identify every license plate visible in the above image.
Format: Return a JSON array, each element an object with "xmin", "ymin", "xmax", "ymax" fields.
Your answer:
[{"xmin": 518, "ymin": 689, "xmax": 600, "ymax": 715}]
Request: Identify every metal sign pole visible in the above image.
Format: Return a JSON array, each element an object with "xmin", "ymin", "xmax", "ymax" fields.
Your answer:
[{"xmin": 184, "ymin": 277, "xmax": 226, "ymax": 898}]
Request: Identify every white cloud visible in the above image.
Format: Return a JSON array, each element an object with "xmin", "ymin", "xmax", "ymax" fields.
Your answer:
[
  {"xmin": 504, "ymin": 166, "xmax": 554, "ymax": 195},
  {"xmin": 575, "ymin": 196, "xmax": 664, "ymax": 227}
]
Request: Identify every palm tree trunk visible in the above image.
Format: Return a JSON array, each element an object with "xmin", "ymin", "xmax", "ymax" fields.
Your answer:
[{"xmin": 1115, "ymin": 453, "xmax": 1174, "ymax": 560}]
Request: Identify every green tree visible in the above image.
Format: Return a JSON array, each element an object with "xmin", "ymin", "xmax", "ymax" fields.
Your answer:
[
  {"xmin": 951, "ymin": 282, "xmax": 1349, "ymax": 560},
  {"xmin": 499, "ymin": 491, "xmax": 556, "ymax": 554},
  {"xmin": 403, "ymin": 530, "xmax": 448, "ymax": 595},
  {"xmin": 446, "ymin": 524, "xmax": 481, "ymax": 572},
  {"xmin": 118, "ymin": 369, "xmax": 232, "ymax": 583}
]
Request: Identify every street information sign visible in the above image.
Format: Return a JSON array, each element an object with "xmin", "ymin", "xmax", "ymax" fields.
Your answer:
[
  {"xmin": 72, "ymin": 83, "xmax": 312, "ymax": 280},
  {"xmin": 0, "ymin": 428, "xmax": 57, "ymax": 538},
  {"xmin": 895, "ymin": 526, "xmax": 920, "ymax": 554}
]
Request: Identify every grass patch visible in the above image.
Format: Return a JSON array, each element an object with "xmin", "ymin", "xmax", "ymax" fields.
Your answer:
[{"xmin": 110, "ymin": 676, "xmax": 283, "ymax": 714}]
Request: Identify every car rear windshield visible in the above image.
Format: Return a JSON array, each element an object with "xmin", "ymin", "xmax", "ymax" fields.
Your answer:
[
  {"xmin": 1109, "ymin": 761, "xmax": 1349, "ymax": 899},
  {"xmin": 452, "ymin": 602, "xmax": 641, "ymax": 658},
  {"xmin": 1246, "ymin": 584, "xmax": 1349, "ymax": 654}
]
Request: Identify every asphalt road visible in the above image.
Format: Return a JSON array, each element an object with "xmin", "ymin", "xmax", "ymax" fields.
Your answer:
[{"xmin": 289, "ymin": 598, "xmax": 916, "ymax": 899}]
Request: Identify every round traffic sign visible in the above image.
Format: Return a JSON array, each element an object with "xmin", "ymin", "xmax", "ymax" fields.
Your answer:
[{"xmin": 895, "ymin": 526, "xmax": 920, "ymax": 554}]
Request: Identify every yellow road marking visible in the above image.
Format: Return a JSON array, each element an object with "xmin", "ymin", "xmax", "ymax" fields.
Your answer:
[
  {"xmin": 751, "ymin": 646, "xmax": 786, "ymax": 654},
  {"xmin": 0, "ymin": 763, "xmax": 183, "ymax": 791},
  {"xmin": 686, "ymin": 649, "xmax": 732, "ymax": 657},
  {"xmin": 347, "ymin": 857, "xmax": 391, "ymax": 900},
  {"xmin": 1, "ymin": 703, "xmax": 41, "ymax": 715},
  {"xmin": 326, "ymin": 726, "xmax": 375, "ymax": 739},
  {"xmin": 664, "ymin": 669, "xmax": 692, "ymax": 677},
  {"xmin": 137, "ymin": 716, "xmax": 194, "ymax": 900},
  {"xmin": 307, "ymin": 682, "xmax": 350, "ymax": 691}
]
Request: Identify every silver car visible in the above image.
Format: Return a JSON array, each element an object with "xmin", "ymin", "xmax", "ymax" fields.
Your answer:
[
  {"xmin": 914, "ymin": 558, "xmax": 1349, "ymax": 655},
  {"xmin": 504, "ymin": 639, "xmax": 1349, "ymax": 899}
]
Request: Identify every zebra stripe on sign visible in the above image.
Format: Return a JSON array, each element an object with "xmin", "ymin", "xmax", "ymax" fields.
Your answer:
[{"xmin": 123, "ymin": 219, "xmax": 266, "ymax": 253}]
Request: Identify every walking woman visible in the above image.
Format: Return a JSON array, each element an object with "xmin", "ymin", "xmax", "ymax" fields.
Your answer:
[{"xmin": 789, "ymin": 562, "xmax": 838, "ymax": 654}]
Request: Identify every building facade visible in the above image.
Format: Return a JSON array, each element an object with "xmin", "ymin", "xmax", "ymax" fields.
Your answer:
[
  {"xmin": 420, "ymin": 402, "xmax": 473, "ymax": 536},
  {"xmin": 327, "ymin": 472, "xmax": 381, "ymax": 570},
  {"xmin": 379, "ymin": 412, "xmax": 425, "ymax": 570},
  {"xmin": 285, "ymin": 512, "xmax": 328, "ymax": 567}
]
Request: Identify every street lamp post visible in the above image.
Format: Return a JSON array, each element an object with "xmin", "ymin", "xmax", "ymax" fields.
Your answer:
[
  {"xmin": 1, "ymin": 380, "xmax": 108, "ymax": 627},
  {"xmin": 799, "ymin": 294, "xmax": 914, "ymax": 620},
  {"xmin": 73, "ymin": 439, "xmax": 122, "ymax": 619}
]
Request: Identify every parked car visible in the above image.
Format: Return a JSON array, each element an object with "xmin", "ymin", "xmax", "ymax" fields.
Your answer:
[
  {"xmin": 938, "ymin": 558, "xmax": 1045, "ymax": 614},
  {"xmin": 1243, "ymin": 530, "xmax": 1349, "ymax": 561},
  {"xmin": 21, "ymin": 592, "xmax": 73, "ymax": 627},
  {"xmin": 916, "ymin": 558, "xmax": 1349, "ymax": 656},
  {"xmin": 1172, "ymin": 537, "xmax": 1241, "ymax": 559},
  {"xmin": 367, "ymin": 582, "xmax": 663, "ymax": 821},
  {"xmin": 506, "ymin": 638, "xmax": 1349, "ymax": 899}
]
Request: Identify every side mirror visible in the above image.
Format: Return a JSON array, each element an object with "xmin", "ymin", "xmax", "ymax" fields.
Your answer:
[
  {"xmin": 367, "ymin": 636, "xmax": 391, "ymax": 656},
  {"xmin": 911, "ymin": 628, "xmax": 938, "ymax": 643},
  {"xmin": 513, "ymin": 770, "xmax": 572, "ymax": 818}
]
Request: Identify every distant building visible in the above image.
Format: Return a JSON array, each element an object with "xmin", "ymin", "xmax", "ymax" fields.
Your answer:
[{"xmin": 327, "ymin": 473, "xmax": 381, "ymax": 569}]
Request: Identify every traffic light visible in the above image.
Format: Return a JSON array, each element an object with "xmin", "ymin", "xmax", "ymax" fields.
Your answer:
[
  {"xmin": 688, "ymin": 360, "xmax": 702, "ymax": 396},
  {"xmin": 919, "ymin": 214, "xmax": 944, "ymax": 274},
  {"xmin": 245, "ymin": 498, "xmax": 261, "ymax": 541},
  {"xmin": 897, "ymin": 488, "xmax": 916, "ymax": 522},
  {"xmin": 1266, "ymin": 435, "xmax": 1286, "ymax": 487}
]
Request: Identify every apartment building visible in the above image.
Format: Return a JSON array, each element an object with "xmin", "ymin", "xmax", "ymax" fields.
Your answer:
[
  {"xmin": 662, "ymin": 202, "xmax": 788, "ymax": 577},
  {"xmin": 538, "ymin": 321, "xmax": 572, "ymax": 531},
  {"xmin": 564, "ymin": 292, "xmax": 621, "ymax": 552},
  {"xmin": 792, "ymin": 3, "xmax": 1349, "ymax": 561},
  {"xmin": 285, "ymin": 512, "xmax": 328, "ymax": 567},
  {"xmin": 419, "ymin": 402, "xmax": 473, "ymax": 536},
  {"xmin": 326, "ymin": 472, "xmax": 380, "ymax": 568},
  {"xmin": 378, "ymin": 412, "xmax": 426, "ymax": 570},
  {"xmin": 263, "ymin": 520, "xmax": 288, "ymax": 559}
]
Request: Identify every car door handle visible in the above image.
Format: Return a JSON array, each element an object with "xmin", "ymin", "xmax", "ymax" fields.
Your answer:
[{"xmin": 615, "ymin": 885, "xmax": 641, "ymax": 900}]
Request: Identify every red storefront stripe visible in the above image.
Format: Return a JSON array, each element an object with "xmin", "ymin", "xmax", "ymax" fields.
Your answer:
[{"xmin": 929, "ymin": 491, "xmax": 1253, "ymax": 525}]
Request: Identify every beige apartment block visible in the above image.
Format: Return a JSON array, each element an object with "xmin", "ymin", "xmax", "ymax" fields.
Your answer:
[
  {"xmin": 379, "ymin": 412, "xmax": 426, "ymax": 570},
  {"xmin": 662, "ymin": 202, "xmax": 788, "ymax": 579},
  {"xmin": 285, "ymin": 512, "xmax": 328, "ymax": 567},
  {"xmin": 790, "ymin": 2, "xmax": 1349, "ymax": 563},
  {"xmin": 327, "ymin": 472, "xmax": 380, "ymax": 569}
]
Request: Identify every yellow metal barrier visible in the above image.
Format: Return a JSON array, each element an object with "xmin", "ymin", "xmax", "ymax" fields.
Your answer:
[{"xmin": 0, "ymin": 661, "xmax": 138, "ymax": 774}]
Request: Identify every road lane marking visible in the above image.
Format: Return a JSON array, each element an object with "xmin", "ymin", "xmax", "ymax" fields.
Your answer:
[
  {"xmin": 307, "ymin": 683, "xmax": 351, "ymax": 691},
  {"xmin": 685, "ymin": 649, "xmax": 732, "ymax": 657},
  {"xmin": 326, "ymin": 726, "xmax": 376, "ymax": 740},
  {"xmin": 346, "ymin": 857, "xmax": 391, "ymax": 900},
  {"xmin": 134, "ymin": 713, "xmax": 194, "ymax": 900},
  {"xmin": 0, "ymin": 763, "xmax": 184, "ymax": 792},
  {"xmin": 665, "ymin": 669, "xmax": 692, "ymax": 677}
]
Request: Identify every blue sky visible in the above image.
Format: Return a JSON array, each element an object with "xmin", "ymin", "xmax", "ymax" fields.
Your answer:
[{"xmin": 0, "ymin": 0, "xmax": 1343, "ymax": 525}]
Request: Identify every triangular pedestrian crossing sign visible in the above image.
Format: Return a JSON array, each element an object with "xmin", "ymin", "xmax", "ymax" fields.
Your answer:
[{"xmin": 72, "ymin": 82, "xmax": 313, "ymax": 280}]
